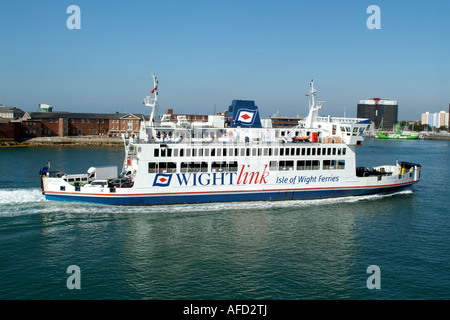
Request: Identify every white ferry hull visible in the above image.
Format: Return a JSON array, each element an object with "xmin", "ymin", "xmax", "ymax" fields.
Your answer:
[
  {"xmin": 42, "ymin": 170, "xmax": 420, "ymax": 206},
  {"xmin": 43, "ymin": 182, "xmax": 416, "ymax": 206}
]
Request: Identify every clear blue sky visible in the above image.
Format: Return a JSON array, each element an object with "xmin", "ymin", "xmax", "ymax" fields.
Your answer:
[{"xmin": 1, "ymin": 0, "xmax": 449, "ymax": 120}]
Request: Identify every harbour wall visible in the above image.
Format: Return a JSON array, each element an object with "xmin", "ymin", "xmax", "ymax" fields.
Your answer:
[{"xmin": 0, "ymin": 136, "xmax": 123, "ymax": 147}]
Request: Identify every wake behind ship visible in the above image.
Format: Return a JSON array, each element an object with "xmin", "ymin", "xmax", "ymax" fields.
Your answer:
[{"xmin": 40, "ymin": 76, "xmax": 421, "ymax": 205}]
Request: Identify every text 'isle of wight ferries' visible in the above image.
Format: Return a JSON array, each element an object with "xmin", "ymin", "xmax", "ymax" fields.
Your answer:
[
  {"xmin": 152, "ymin": 165, "xmax": 269, "ymax": 187},
  {"xmin": 276, "ymin": 175, "xmax": 340, "ymax": 185}
]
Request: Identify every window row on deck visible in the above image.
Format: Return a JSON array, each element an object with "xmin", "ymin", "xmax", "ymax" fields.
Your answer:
[
  {"xmin": 153, "ymin": 146, "xmax": 347, "ymax": 158},
  {"xmin": 148, "ymin": 159, "xmax": 345, "ymax": 173}
]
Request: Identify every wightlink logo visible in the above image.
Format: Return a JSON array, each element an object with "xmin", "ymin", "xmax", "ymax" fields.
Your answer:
[{"xmin": 152, "ymin": 165, "xmax": 269, "ymax": 187}]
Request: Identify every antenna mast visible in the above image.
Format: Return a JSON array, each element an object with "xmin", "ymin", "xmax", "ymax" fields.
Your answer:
[{"xmin": 144, "ymin": 73, "xmax": 159, "ymax": 127}]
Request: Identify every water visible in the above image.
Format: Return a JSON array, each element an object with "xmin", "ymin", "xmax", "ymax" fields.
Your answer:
[{"xmin": 0, "ymin": 140, "xmax": 449, "ymax": 300}]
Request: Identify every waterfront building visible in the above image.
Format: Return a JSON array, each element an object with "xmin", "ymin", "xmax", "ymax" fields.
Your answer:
[
  {"xmin": 357, "ymin": 98, "xmax": 398, "ymax": 130},
  {"xmin": 270, "ymin": 113, "xmax": 304, "ymax": 128},
  {"xmin": 0, "ymin": 106, "xmax": 25, "ymax": 119},
  {"xmin": 421, "ymin": 110, "xmax": 449, "ymax": 129}
]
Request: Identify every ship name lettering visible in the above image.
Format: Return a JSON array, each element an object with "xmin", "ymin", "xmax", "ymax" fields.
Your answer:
[
  {"xmin": 175, "ymin": 172, "xmax": 235, "ymax": 187},
  {"xmin": 237, "ymin": 164, "xmax": 269, "ymax": 185}
]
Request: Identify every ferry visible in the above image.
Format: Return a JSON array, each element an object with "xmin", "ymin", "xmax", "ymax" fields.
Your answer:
[{"xmin": 39, "ymin": 76, "xmax": 421, "ymax": 205}]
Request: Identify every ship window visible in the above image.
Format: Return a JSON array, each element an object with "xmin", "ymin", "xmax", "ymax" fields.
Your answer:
[
  {"xmin": 269, "ymin": 161, "xmax": 278, "ymax": 171},
  {"xmin": 180, "ymin": 149, "xmax": 184, "ymax": 157},
  {"xmin": 264, "ymin": 148, "xmax": 268, "ymax": 156},
  {"xmin": 258, "ymin": 148, "xmax": 262, "ymax": 156},
  {"xmin": 280, "ymin": 148, "xmax": 284, "ymax": 156},
  {"xmin": 327, "ymin": 148, "xmax": 331, "ymax": 156},
  {"xmin": 240, "ymin": 148, "xmax": 245, "ymax": 156},
  {"xmin": 301, "ymin": 148, "xmax": 306, "ymax": 156},
  {"xmin": 279, "ymin": 161, "xmax": 294, "ymax": 171},
  {"xmin": 330, "ymin": 160, "xmax": 337, "ymax": 169},
  {"xmin": 205, "ymin": 149, "xmax": 209, "ymax": 157},
  {"xmin": 148, "ymin": 162, "xmax": 157, "ymax": 173},
  {"xmin": 158, "ymin": 162, "xmax": 176, "ymax": 173},
  {"xmin": 174, "ymin": 149, "xmax": 178, "ymax": 157},
  {"xmin": 332, "ymin": 148, "xmax": 336, "ymax": 156},
  {"xmin": 311, "ymin": 148, "xmax": 316, "ymax": 156},
  {"xmin": 269, "ymin": 148, "xmax": 273, "ymax": 156},
  {"xmin": 307, "ymin": 148, "xmax": 311, "ymax": 156},
  {"xmin": 229, "ymin": 161, "xmax": 238, "ymax": 172},
  {"xmin": 323, "ymin": 160, "xmax": 339, "ymax": 170},
  {"xmin": 312, "ymin": 160, "xmax": 320, "ymax": 170},
  {"xmin": 274, "ymin": 148, "xmax": 279, "ymax": 156},
  {"xmin": 154, "ymin": 149, "xmax": 159, "ymax": 157},
  {"xmin": 212, "ymin": 161, "xmax": 238, "ymax": 172},
  {"xmin": 252, "ymin": 148, "xmax": 257, "ymax": 156},
  {"xmin": 297, "ymin": 160, "xmax": 319, "ymax": 170},
  {"xmin": 317, "ymin": 148, "xmax": 321, "ymax": 156},
  {"xmin": 186, "ymin": 149, "xmax": 191, "ymax": 157},
  {"xmin": 193, "ymin": 149, "xmax": 197, "ymax": 157},
  {"xmin": 181, "ymin": 162, "xmax": 208, "ymax": 173},
  {"xmin": 290, "ymin": 148, "xmax": 295, "ymax": 156},
  {"xmin": 296, "ymin": 148, "xmax": 300, "ymax": 156},
  {"xmin": 211, "ymin": 148, "xmax": 216, "ymax": 157},
  {"xmin": 342, "ymin": 148, "xmax": 346, "ymax": 155},
  {"xmin": 229, "ymin": 148, "xmax": 234, "ymax": 156},
  {"xmin": 160, "ymin": 149, "xmax": 166, "ymax": 157},
  {"xmin": 223, "ymin": 148, "xmax": 227, "ymax": 156},
  {"xmin": 246, "ymin": 148, "xmax": 250, "ymax": 156}
]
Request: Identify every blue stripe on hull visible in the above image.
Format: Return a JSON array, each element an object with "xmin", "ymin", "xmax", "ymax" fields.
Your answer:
[{"xmin": 44, "ymin": 183, "xmax": 414, "ymax": 206}]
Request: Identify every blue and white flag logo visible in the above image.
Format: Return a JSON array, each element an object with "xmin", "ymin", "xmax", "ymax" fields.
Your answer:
[
  {"xmin": 153, "ymin": 173, "xmax": 173, "ymax": 187},
  {"xmin": 235, "ymin": 109, "xmax": 257, "ymax": 125}
]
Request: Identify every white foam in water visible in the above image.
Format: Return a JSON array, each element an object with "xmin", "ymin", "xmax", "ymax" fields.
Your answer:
[
  {"xmin": 0, "ymin": 188, "xmax": 45, "ymax": 205},
  {"xmin": 0, "ymin": 188, "xmax": 413, "ymax": 216},
  {"xmin": 94, "ymin": 189, "xmax": 414, "ymax": 215}
]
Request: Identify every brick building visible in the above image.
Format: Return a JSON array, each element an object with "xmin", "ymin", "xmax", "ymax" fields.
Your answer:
[
  {"xmin": 162, "ymin": 109, "xmax": 209, "ymax": 123},
  {"xmin": 0, "ymin": 119, "xmax": 21, "ymax": 140},
  {"xmin": 19, "ymin": 111, "xmax": 148, "ymax": 138}
]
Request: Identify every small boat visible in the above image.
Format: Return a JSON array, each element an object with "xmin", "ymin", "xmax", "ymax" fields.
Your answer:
[{"xmin": 376, "ymin": 122, "xmax": 419, "ymax": 140}]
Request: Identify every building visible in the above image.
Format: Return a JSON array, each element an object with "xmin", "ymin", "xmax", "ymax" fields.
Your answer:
[
  {"xmin": 270, "ymin": 113, "xmax": 304, "ymax": 128},
  {"xmin": 0, "ymin": 106, "xmax": 25, "ymax": 119},
  {"xmin": 162, "ymin": 109, "xmax": 209, "ymax": 123},
  {"xmin": 0, "ymin": 119, "xmax": 21, "ymax": 140},
  {"xmin": 357, "ymin": 98, "xmax": 398, "ymax": 130},
  {"xmin": 108, "ymin": 113, "xmax": 148, "ymax": 137},
  {"xmin": 421, "ymin": 110, "xmax": 449, "ymax": 129},
  {"xmin": 20, "ymin": 111, "xmax": 148, "ymax": 137},
  {"xmin": 39, "ymin": 104, "xmax": 53, "ymax": 112}
]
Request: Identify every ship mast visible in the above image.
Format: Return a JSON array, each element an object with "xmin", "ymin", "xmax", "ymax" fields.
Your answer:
[
  {"xmin": 144, "ymin": 73, "xmax": 159, "ymax": 126},
  {"xmin": 140, "ymin": 73, "xmax": 159, "ymax": 141},
  {"xmin": 304, "ymin": 79, "xmax": 322, "ymax": 128}
]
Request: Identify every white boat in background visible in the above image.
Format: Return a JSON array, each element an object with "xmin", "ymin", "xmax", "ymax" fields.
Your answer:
[{"xmin": 40, "ymin": 76, "xmax": 421, "ymax": 205}]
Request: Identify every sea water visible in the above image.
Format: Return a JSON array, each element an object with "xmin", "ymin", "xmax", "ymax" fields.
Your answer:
[{"xmin": 0, "ymin": 139, "xmax": 449, "ymax": 299}]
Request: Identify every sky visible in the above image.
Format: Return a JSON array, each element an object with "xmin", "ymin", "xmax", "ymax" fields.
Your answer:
[{"xmin": 0, "ymin": 0, "xmax": 449, "ymax": 121}]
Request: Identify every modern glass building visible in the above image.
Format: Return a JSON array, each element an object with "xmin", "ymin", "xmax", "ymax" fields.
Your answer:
[{"xmin": 357, "ymin": 98, "xmax": 398, "ymax": 130}]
